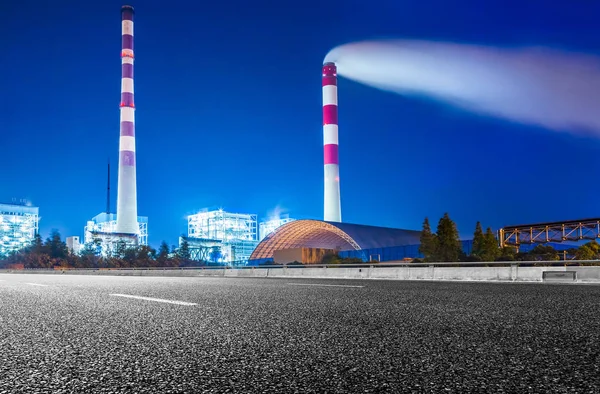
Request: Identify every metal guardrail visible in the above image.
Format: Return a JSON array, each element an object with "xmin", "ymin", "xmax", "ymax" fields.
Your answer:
[{"xmin": 2, "ymin": 260, "xmax": 600, "ymax": 272}]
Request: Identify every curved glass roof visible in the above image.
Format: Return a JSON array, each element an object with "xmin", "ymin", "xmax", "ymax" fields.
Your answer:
[{"xmin": 250, "ymin": 219, "xmax": 421, "ymax": 260}]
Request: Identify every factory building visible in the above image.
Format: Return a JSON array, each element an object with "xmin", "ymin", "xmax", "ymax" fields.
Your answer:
[
  {"xmin": 0, "ymin": 202, "xmax": 39, "ymax": 257},
  {"xmin": 66, "ymin": 236, "xmax": 82, "ymax": 255},
  {"xmin": 181, "ymin": 209, "xmax": 258, "ymax": 265},
  {"xmin": 249, "ymin": 219, "xmax": 422, "ymax": 265},
  {"xmin": 259, "ymin": 216, "xmax": 296, "ymax": 241},
  {"xmin": 84, "ymin": 212, "xmax": 148, "ymax": 256}
]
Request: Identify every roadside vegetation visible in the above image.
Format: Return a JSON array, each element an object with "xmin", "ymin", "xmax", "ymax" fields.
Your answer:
[
  {"xmin": 2, "ymin": 215, "xmax": 599, "ymax": 269},
  {"xmin": 0, "ymin": 232, "xmax": 197, "ymax": 269},
  {"xmin": 417, "ymin": 213, "xmax": 600, "ymax": 264}
]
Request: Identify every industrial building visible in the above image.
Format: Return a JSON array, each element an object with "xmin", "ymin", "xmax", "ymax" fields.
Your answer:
[
  {"xmin": 259, "ymin": 216, "xmax": 296, "ymax": 241},
  {"xmin": 182, "ymin": 209, "xmax": 258, "ymax": 264},
  {"xmin": 0, "ymin": 202, "xmax": 39, "ymax": 257},
  {"xmin": 84, "ymin": 212, "xmax": 148, "ymax": 256},
  {"xmin": 66, "ymin": 236, "xmax": 82, "ymax": 255},
  {"xmin": 250, "ymin": 219, "xmax": 422, "ymax": 264}
]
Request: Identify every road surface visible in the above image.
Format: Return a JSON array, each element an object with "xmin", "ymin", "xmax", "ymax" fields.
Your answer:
[{"xmin": 1, "ymin": 274, "xmax": 599, "ymax": 393}]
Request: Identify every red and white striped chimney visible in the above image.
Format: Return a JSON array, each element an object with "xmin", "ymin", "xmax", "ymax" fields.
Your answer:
[
  {"xmin": 322, "ymin": 62, "xmax": 341, "ymax": 222},
  {"xmin": 115, "ymin": 5, "xmax": 138, "ymax": 235}
]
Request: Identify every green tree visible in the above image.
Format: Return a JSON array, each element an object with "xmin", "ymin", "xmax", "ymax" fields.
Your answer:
[
  {"xmin": 30, "ymin": 233, "xmax": 44, "ymax": 255},
  {"xmin": 419, "ymin": 217, "xmax": 438, "ymax": 262},
  {"xmin": 471, "ymin": 221, "xmax": 485, "ymax": 260},
  {"xmin": 322, "ymin": 253, "xmax": 341, "ymax": 265},
  {"xmin": 168, "ymin": 245, "xmax": 181, "ymax": 267},
  {"xmin": 80, "ymin": 241, "xmax": 98, "ymax": 257},
  {"xmin": 435, "ymin": 213, "xmax": 462, "ymax": 262},
  {"xmin": 528, "ymin": 244, "xmax": 559, "ymax": 261},
  {"xmin": 585, "ymin": 240, "xmax": 600, "ymax": 256},
  {"xmin": 157, "ymin": 241, "xmax": 170, "ymax": 266},
  {"xmin": 122, "ymin": 246, "xmax": 138, "ymax": 265},
  {"xmin": 480, "ymin": 227, "xmax": 500, "ymax": 261},
  {"xmin": 177, "ymin": 238, "xmax": 191, "ymax": 261},
  {"xmin": 79, "ymin": 249, "xmax": 100, "ymax": 269},
  {"xmin": 497, "ymin": 246, "xmax": 517, "ymax": 261},
  {"xmin": 45, "ymin": 230, "xmax": 68, "ymax": 260},
  {"xmin": 575, "ymin": 244, "xmax": 595, "ymax": 260},
  {"xmin": 136, "ymin": 245, "xmax": 157, "ymax": 267},
  {"xmin": 575, "ymin": 241, "xmax": 600, "ymax": 260}
]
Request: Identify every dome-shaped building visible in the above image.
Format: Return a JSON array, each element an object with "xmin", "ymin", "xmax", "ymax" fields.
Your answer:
[{"xmin": 250, "ymin": 219, "xmax": 421, "ymax": 263}]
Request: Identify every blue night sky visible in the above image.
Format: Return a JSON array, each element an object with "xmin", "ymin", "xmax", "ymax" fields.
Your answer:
[{"xmin": 1, "ymin": 0, "xmax": 599, "ymax": 248}]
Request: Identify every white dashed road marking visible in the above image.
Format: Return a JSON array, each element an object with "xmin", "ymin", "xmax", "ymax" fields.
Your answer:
[
  {"xmin": 287, "ymin": 283, "xmax": 364, "ymax": 288},
  {"xmin": 25, "ymin": 283, "xmax": 49, "ymax": 287},
  {"xmin": 109, "ymin": 294, "xmax": 197, "ymax": 306}
]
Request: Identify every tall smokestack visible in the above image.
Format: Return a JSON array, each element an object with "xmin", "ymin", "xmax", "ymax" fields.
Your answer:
[
  {"xmin": 322, "ymin": 62, "xmax": 341, "ymax": 222},
  {"xmin": 115, "ymin": 5, "xmax": 138, "ymax": 235}
]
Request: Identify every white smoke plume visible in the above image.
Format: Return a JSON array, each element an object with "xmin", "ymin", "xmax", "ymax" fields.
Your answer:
[
  {"xmin": 265, "ymin": 205, "xmax": 286, "ymax": 222},
  {"xmin": 325, "ymin": 40, "xmax": 600, "ymax": 134}
]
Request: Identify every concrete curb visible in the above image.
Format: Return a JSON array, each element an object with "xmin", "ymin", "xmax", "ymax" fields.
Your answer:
[{"xmin": 2, "ymin": 266, "xmax": 600, "ymax": 284}]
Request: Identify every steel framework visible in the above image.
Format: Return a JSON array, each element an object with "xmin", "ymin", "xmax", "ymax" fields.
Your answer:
[
  {"xmin": 188, "ymin": 209, "xmax": 257, "ymax": 242},
  {"xmin": 181, "ymin": 237, "xmax": 222, "ymax": 262},
  {"xmin": 250, "ymin": 219, "xmax": 361, "ymax": 260},
  {"xmin": 182, "ymin": 237, "xmax": 259, "ymax": 264},
  {"xmin": 499, "ymin": 218, "xmax": 600, "ymax": 250},
  {"xmin": 185, "ymin": 210, "xmax": 259, "ymax": 264}
]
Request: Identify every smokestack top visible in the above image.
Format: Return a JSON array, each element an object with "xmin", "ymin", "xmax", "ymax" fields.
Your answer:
[
  {"xmin": 121, "ymin": 5, "xmax": 134, "ymax": 16},
  {"xmin": 322, "ymin": 62, "xmax": 337, "ymax": 77}
]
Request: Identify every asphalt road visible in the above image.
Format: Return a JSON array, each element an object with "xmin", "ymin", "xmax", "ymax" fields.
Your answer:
[{"xmin": 1, "ymin": 274, "xmax": 599, "ymax": 393}]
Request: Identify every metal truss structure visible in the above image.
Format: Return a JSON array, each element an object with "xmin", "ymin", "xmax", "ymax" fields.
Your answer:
[
  {"xmin": 182, "ymin": 237, "xmax": 222, "ymax": 262},
  {"xmin": 0, "ymin": 203, "xmax": 39, "ymax": 257},
  {"xmin": 185, "ymin": 209, "xmax": 259, "ymax": 264},
  {"xmin": 188, "ymin": 209, "xmax": 257, "ymax": 242},
  {"xmin": 250, "ymin": 219, "xmax": 361, "ymax": 260},
  {"xmin": 179, "ymin": 237, "xmax": 258, "ymax": 265},
  {"xmin": 180, "ymin": 236, "xmax": 259, "ymax": 265},
  {"xmin": 499, "ymin": 218, "xmax": 600, "ymax": 250}
]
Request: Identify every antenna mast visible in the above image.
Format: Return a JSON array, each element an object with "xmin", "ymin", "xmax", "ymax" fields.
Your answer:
[{"xmin": 106, "ymin": 160, "xmax": 111, "ymax": 214}]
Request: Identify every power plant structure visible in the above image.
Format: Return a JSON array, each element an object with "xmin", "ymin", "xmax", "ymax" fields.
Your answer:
[
  {"xmin": 259, "ymin": 215, "xmax": 296, "ymax": 241},
  {"xmin": 84, "ymin": 213, "xmax": 148, "ymax": 256},
  {"xmin": 322, "ymin": 62, "xmax": 341, "ymax": 222},
  {"xmin": 247, "ymin": 61, "xmax": 430, "ymax": 265},
  {"xmin": 82, "ymin": 5, "xmax": 146, "ymax": 256},
  {"xmin": 180, "ymin": 209, "xmax": 259, "ymax": 265},
  {"xmin": 0, "ymin": 201, "xmax": 39, "ymax": 257},
  {"xmin": 66, "ymin": 236, "xmax": 82, "ymax": 255}
]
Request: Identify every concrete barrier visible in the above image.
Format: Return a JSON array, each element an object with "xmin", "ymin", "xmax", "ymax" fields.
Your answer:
[
  {"xmin": 542, "ymin": 271, "xmax": 577, "ymax": 282},
  {"xmin": 1, "ymin": 265, "xmax": 599, "ymax": 283}
]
